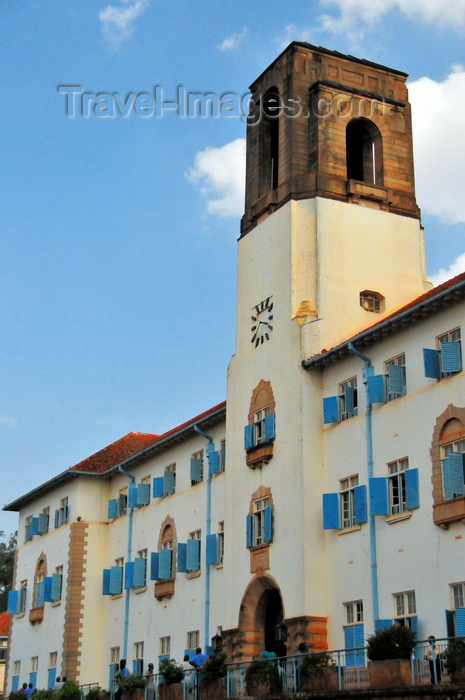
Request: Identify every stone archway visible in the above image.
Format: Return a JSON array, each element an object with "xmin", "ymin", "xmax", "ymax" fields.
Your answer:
[{"xmin": 237, "ymin": 574, "xmax": 284, "ymax": 659}]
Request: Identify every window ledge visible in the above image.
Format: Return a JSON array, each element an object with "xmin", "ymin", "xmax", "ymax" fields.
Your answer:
[
  {"xmin": 433, "ymin": 496, "xmax": 465, "ymax": 529},
  {"xmin": 154, "ymin": 579, "xmax": 175, "ymax": 600},
  {"xmin": 186, "ymin": 571, "xmax": 201, "ymax": 579},
  {"xmin": 111, "ymin": 593, "xmax": 123, "ymax": 600},
  {"xmin": 246, "ymin": 442, "xmax": 274, "ymax": 469},
  {"xmin": 215, "ymin": 564, "xmax": 224, "ymax": 570},
  {"xmin": 386, "ymin": 511, "xmax": 412, "ymax": 524},
  {"xmin": 51, "ymin": 600, "xmax": 61, "ymax": 607},
  {"xmin": 338, "ymin": 524, "xmax": 362, "ymax": 535},
  {"xmin": 134, "ymin": 586, "xmax": 147, "ymax": 594},
  {"xmin": 16, "ymin": 612, "xmax": 25, "ymax": 619},
  {"xmin": 29, "ymin": 607, "xmax": 44, "ymax": 624}
]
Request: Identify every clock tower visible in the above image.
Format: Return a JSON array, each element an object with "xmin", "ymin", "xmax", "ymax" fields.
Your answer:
[{"xmin": 221, "ymin": 43, "xmax": 431, "ymax": 659}]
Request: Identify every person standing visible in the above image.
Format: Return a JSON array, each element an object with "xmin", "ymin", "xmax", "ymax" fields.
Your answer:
[
  {"xmin": 427, "ymin": 636, "xmax": 441, "ymax": 684},
  {"xmin": 144, "ymin": 663, "xmax": 155, "ymax": 700},
  {"xmin": 189, "ymin": 648, "xmax": 208, "ymax": 669},
  {"xmin": 115, "ymin": 658, "xmax": 129, "ymax": 700}
]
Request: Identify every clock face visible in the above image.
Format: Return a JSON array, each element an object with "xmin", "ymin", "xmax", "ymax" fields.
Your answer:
[{"xmin": 251, "ymin": 297, "xmax": 273, "ymax": 347}]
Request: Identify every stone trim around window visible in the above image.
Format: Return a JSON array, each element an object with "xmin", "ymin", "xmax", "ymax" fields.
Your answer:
[{"xmin": 431, "ymin": 404, "xmax": 465, "ymax": 528}]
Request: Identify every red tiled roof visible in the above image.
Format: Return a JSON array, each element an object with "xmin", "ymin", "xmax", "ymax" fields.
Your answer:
[
  {"xmin": 69, "ymin": 401, "xmax": 227, "ymax": 475},
  {"xmin": 70, "ymin": 432, "xmax": 160, "ymax": 474},
  {"xmin": 0, "ymin": 611, "xmax": 10, "ymax": 637}
]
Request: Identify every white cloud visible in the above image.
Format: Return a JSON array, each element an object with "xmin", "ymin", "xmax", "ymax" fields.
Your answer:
[
  {"xmin": 99, "ymin": 0, "xmax": 150, "ymax": 46},
  {"xmin": 187, "ymin": 138, "xmax": 246, "ymax": 218},
  {"xmin": 429, "ymin": 252, "xmax": 465, "ymax": 287},
  {"xmin": 318, "ymin": 0, "xmax": 465, "ymax": 36},
  {"xmin": 275, "ymin": 25, "xmax": 317, "ymax": 51},
  {"xmin": 217, "ymin": 28, "xmax": 248, "ymax": 52},
  {"xmin": 0, "ymin": 416, "xmax": 16, "ymax": 426},
  {"xmin": 409, "ymin": 65, "xmax": 465, "ymax": 226}
]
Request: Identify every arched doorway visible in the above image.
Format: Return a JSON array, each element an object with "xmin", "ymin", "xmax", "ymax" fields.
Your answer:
[{"xmin": 238, "ymin": 575, "xmax": 285, "ymax": 659}]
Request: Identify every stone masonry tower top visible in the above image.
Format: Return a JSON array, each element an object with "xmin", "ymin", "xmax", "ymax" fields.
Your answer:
[{"xmin": 241, "ymin": 42, "xmax": 419, "ymax": 236}]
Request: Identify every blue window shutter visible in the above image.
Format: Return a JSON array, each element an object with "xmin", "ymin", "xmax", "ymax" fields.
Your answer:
[
  {"xmin": 36, "ymin": 580, "xmax": 45, "ymax": 607},
  {"xmin": 158, "ymin": 549, "xmax": 172, "ymax": 579},
  {"xmin": 322, "ymin": 493, "xmax": 339, "ymax": 529},
  {"xmin": 209, "ymin": 451, "xmax": 219, "ymax": 475},
  {"xmin": 388, "ymin": 364, "xmax": 404, "ymax": 395},
  {"xmin": 38, "ymin": 513, "xmax": 49, "ymax": 534},
  {"xmin": 134, "ymin": 558, "xmax": 146, "ymax": 587},
  {"xmin": 409, "ymin": 615, "xmax": 418, "ymax": 634},
  {"xmin": 31, "ymin": 517, "xmax": 39, "ymax": 536},
  {"xmin": 369, "ymin": 477, "xmax": 389, "ymax": 515},
  {"xmin": 353, "ymin": 624, "xmax": 365, "ymax": 666},
  {"xmin": 163, "ymin": 471, "xmax": 175, "ymax": 495},
  {"xmin": 206, "ymin": 534, "xmax": 218, "ymax": 565},
  {"xmin": 102, "ymin": 569, "xmax": 111, "ymax": 595},
  {"xmin": 323, "ymin": 396, "xmax": 338, "ymax": 424},
  {"xmin": 264, "ymin": 506, "xmax": 273, "ymax": 543},
  {"xmin": 244, "ymin": 424, "xmax": 253, "ymax": 449},
  {"xmin": 153, "ymin": 477, "xmax": 164, "ymax": 498},
  {"xmin": 128, "ymin": 484, "xmax": 138, "ymax": 509},
  {"xmin": 186, "ymin": 539, "xmax": 200, "ymax": 571},
  {"xmin": 108, "ymin": 499, "xmax": 117, "ymax": 519},
  {"xmin": 246, "ymin": 513, "xmax": 253, "ymax": 548},
  {"xmin": 7, "ymin": 590, "xmax": 18, "ymax": 614},
  {"xmin": 158, "ymin": 654, "xmax": 170, "ymax": 663},
  {"xmin": 344, "ymin": 626, "xmax": 355, "ymax": 667},
  {"xmin": 12, "ymin": 677, "xmax": 19, "ymax": 691},
  {"xmin": 54, "ymin": 509, "xmax": 59, "ymax": 528},
  {"xmin": 47, "ymin": 668, "xmax": 56, "ymax": 690},
  {"xmin": 440, "ymin": 341, "xmax": 462, "ymax": 373},
  {"xmin": 375, "ymin": 619, "xmax": 392, "ymax": 632},
  {"xmin": 133, "ymin": 659, "xmax": 143, "ymax": 674},
  {"xmin": 423, "ymin": 348, "xmax": 441, "ymax": 378},
  {"xmin": 43, "ymin": 577, "xmax": 52, "ymax": 603},
  {"xmin": 354, "ymin": 485, "xmax": 367, "ymax": 524},
  {"xmin": 442, "ymin": 453, "xmax": 465, "ymax": 500},
  {"xmin": 109, "ymin": 566, "xmax": 123, "ymax": 595},
  {"xmin": 446, "ymin": 609, "xmax": 456, "ymax": 637},
  {"xmin": 190, "ymin": 458, "xmax": 202, "ymax": 483},
  {"xmin": 184, "ymin": 649, "xmax": 195, "ymax": 660},
  {"xmin": 29, "ymin": 673, "xmax": 37, "ymax": 689},
  {"xmin": 265, "ymin": 413, "xmax": 275, "ymax": 441},
  {"xmin": 137, "ymin": 483, "xmax": 150, "ymax": 505},
  {"xmin": 456, "ymin": 608, "xmax": 465, "ymax": 636},
  {"xmin": 177, "ymin": 543, "xmax": 187, "ymax": 573},
  {"xmin": 51, "ymin": 573, "xmax": 62, "ymax": 601},
  {"xmin": 344, "ymin": 386, "xmax": 355, "ymax": 414},
  {"xmin": 405, "ymin": 468, "xmax": 420, "ymax": 509},
  {"xmin": 150, "ymin": 552, "xmax": 159, "ymax": 581},
  {"xmin": 367, "ymin": 375, "xmax": 385, "ymax": 404},
  {"xmin": 124, "ymin": 562, "xmax": 134, "ymax": 589},
  {"xmin": 63, "ymin": 503, "xmax": 69, "ymax": 523}
]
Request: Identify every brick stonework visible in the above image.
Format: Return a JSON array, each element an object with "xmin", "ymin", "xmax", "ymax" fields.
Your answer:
[{"xmin": 62, "ymin": 522, "xmax": 88, "ymax": 682}]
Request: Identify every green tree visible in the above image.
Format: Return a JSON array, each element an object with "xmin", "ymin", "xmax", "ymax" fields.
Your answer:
[{"xmin": 0, "ymin": 531, "xmax": 17, "ymax": 612}]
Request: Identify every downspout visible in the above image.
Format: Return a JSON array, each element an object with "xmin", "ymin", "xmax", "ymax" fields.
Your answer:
[
  {"xmin": 119, "ymin": 465, "xmax": 135, "ymax": 661},
  {"xmin": 193, "ymin": 425, "xmax": 213, "ymax": 652},
  {"xmin": 347, "ymin": 343, "xmax": 379, "ymax": 624}
]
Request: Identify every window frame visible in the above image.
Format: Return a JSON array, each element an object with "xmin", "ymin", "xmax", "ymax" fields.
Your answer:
[
  {"xmin": 191, "ymin": 450, "xmax": 204, "ymax": 486},
  {"xmin": 188, "ymin": 530, "xmax": 201, "ymax": 572},
  {"xmin": 387, "ymin": 458, "xmax": 409, "ymax": 515},
  {"xmin": 159, "ymin": 636, "xmax": 170, "ymax": 656},
  {"xmin": 384, "ymin": 353, "xmax": 406, "ymax": 401},
  {"xmin": 344, "ymin": 600, "xmax": 364, "ymax": 625},
  {"xmin": 252, "ymin": 497, "xmax": 270, "ymax": 547},
  {"xmin": 187, "ymin": 630, "xmax": 199, "ymax": 650},
  {"xmin": 217, "ymin": 521, "xmax": 224, "ymax": 565},
  {"xmin": 393, "ymin": 590, "xmax": 416, "ymax": 627},
  {"xmin": 338, "ymin": 377, "xmax": 358, "ymax": 421},
  {"xmin": 451, "ymin": 582, "xmax": 465, "ymax": 610},
  {"xmin": 436, "ymin": 327, "xmax": 462, "ymax": 378},
  {"xmin": 339, "ymin": 476, "xmax": 359, "ymax": 529}
]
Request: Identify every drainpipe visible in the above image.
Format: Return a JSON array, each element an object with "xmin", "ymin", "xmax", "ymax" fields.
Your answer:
[
  {"xmin": 347, "ymin": 343, "xmax": 379, "ymax": 624},
  {"xmin": 193, "ymin": 425, "xmax": 213, "ymax": 652},
  {"xmin": 119, "ymin": 465, "xmax": 135, "ymax": 661}
]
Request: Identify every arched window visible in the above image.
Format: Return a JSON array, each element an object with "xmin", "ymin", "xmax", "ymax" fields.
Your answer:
[
  {"xmin": 259, "ymin": 89, "xmax": 280, "ymax": 193},
  {"xmin": 346, "ymin": 118, "xmax": 383, "ymax": 186},
  {"xmin": 439, "ymin": 419, "xmax": 465, "ymax": 500}
]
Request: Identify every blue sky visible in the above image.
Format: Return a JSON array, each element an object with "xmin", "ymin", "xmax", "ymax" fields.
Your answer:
[{"xmin": 1, "ymin": 0, "xmax": 465, "ymax": 534}]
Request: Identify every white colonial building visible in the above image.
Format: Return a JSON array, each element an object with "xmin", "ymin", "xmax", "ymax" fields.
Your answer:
[{"xmin": 4, "ymin": 41, "xmax": 465, "ymax": 692}]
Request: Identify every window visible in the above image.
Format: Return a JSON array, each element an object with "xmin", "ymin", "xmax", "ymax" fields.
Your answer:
[
  {"xmin": 118, "ymin": 489, "xmax": 127, "ymax": 517},
  {"xmin": 165, "ymin": 464, "xmax": 176, "ymax": 495},
  {"xmin": 160, "ymin": 528, "xmax": 174, "ymax": 579},
  {"xmin": 141, "ymin": 475, "xmax": 151, "ymax": 505},
  {"xmin": 55, "ymin": 497, "xmax": 69, "ymax": 528},
  {"xmin": 452, "ymin": 583, "xmax": 465, "ymax": 610},
  {"xmin": 219, "ymin": 440, "xmax": 226, "ymax": 473},
  {"xmin": 217, "ymin": 522, "xmax": 224, "ymax": 565},
  {"xmin": 49, "ymin": 653, "xmax": 57, "ymax": 669},
  {"xmin": 360, "ymin": 291, "xmax": 383, "ymax": 313},
  {"xmin": 191, "ymin": 451, "xmax": 204, "ymax": 485},
  {"xmin": 159, "ymin": 637, "xmax": 170, "ymax": 655},
  {"xmin": 52, "ymin": 566, "xmax": 63, "ymax": 603},
  {"xmin": 388, "ymin": 459, "xmax": 409, "ymax": 515},
  {"xmin": 110, "ymin": 647, "xmax": 120, "ymax": 664},
  {"xmin": 188, "ymin": 531, "xmax": 201, "ymax": 571},
  {"xmin": 339, "ymin": 378, "xmax": 358, "ymax": 421},
  {"xmin": 35, "ymin": 567, "xmax": 45, "ymax": 608},
  {"xmin": 340, "ymin": 476, "xmax": 359, "ymax": 529},
  {"xmin": 437, "ymin": 328, "xmax": 462, "ymax": 378},
  {"xmin": 14, "ymin": 661, "xmax": 21, "ymax": 676},
  {"xmin": 18, "ymin": 581, "xmax": 27, "ymax": 614},
  {"xmin": 31, "ymin": 656, "xmax": 38, "ymax": 672},
  {"xmin": 0, "ymin": 648, "xmax": 6, "ymax": 661},
  {"xmin": 41, "ymin": 507, "xmax": 50, "ymax": 534},
  {"xmin": 25, "ymin": 515, "xmax": 33, "ymax": 543},
  {"xmin": 187, "ymin": 631, "xmax": 199, "ymax": 650},
  {"xmin": 447, "ymin": 583, "xmax": 465, "ymax": 637},
  {"xmin": 345, "ymin": 601, "xmax": 363, "ymax": 625},
  {"xmin": 133, "ymin": 642, "xmax": 144, "ymax": 674},
  {"xmin": 346, "ymin": 118, "xmax": 383, "ymax": 185},
  {"xmin": 343, "ymin": 601, "xmax": 364, "ymax": 668},
  {"xmin": 393, "ymin": 591, "xmax": 416, "ymax": 627},
  {"xmin": 135, "ymin": 550, "xmax": 147, "ymax": 588},
  {"xmin": 254, "ymin": 407, "xmax": 270, "ymax": 446},
  {"xmin": 441, "ymin": 436, "xmax": 465, "ymax": 500},
  {"xmin": 252, "ymin": 497, "xmax": 269, "ymax": 547},
  {"xmin": 384, "ymin": 354, "xmax": 406, "ymax": 400}
]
